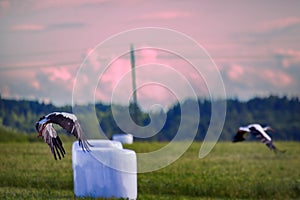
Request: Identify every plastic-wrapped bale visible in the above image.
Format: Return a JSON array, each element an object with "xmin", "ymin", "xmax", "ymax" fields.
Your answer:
[
  {"xmin": 72, "ymin": 140, "xmax": 137, "ymax": 199},
  {"xmin": 112, "ymin": 133, "xmax": 134, "ymax": 144},
  {"xmin": 77, "ymin": 139, "xmax": 124, "ymax": 149}
]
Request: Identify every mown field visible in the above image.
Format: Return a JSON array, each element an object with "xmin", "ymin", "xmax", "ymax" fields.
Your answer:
[{"xmin": 0, "ymin": 140, "xmax": 299, "ymax": 199}]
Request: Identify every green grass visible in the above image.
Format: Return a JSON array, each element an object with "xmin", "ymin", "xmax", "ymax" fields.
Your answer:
[{"xmin": 0, "ymin": 141, "xmax": 299, "ymax": 199}]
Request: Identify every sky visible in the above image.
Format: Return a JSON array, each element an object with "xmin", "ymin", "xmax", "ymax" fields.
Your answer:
[{"xmin": 1, "ymin": 0, "xmax": 300, "ymax": 110}]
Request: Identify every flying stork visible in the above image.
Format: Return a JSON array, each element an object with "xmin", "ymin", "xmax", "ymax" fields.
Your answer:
[
  {"xmin": 35, "ymin": 112, "xmax": 91, "ymax": 160},
  {"xmin": 232, "ymin": 124, "xmax": 285, "ymax": 153}
]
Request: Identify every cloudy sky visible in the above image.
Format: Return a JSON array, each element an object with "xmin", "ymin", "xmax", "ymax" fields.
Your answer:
[{"xmin": 1, "ymin": 0, "xmax": 300, "ymax": 110}]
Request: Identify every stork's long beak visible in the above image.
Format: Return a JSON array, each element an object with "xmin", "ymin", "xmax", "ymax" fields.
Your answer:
[
  {"xmin": 37, "ymin": 123, "xmax": 46, "ymax": 137},
  {"xmin": 38, "ymin": 130, "xmax": 42, "ymax": 137},
  {"xmin": 268, "ymin": 127, "xmax": 276, "ymax": 133}
]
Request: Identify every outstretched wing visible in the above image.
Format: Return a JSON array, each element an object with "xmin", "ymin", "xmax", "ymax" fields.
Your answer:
[
  {"xmin": 232, "ymin": 130, "xmax": 250, "ymax": 142},
  {"xmin": 45, "ymin": 112, "xmax": 76, "ymax": 133},
  {"xmin": 254, "ymin": 133, "xmax": 278, "ymax": 152},
  {"xmin": 249, "ymin": 126, "xmax": 278, "ymax": 152},
  {"xmin": 73, "ymin": 120, "xmax": 91, "ymax": 152},
  {"xmin": 45, "ymin": 112, "xmax": 91, "ymax": 151},
  {"xmin": 41, "ymin": 124, "xmax": 66, "ymax": 160}
]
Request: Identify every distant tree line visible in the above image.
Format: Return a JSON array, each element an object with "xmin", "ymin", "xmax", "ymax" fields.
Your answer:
[{"xmin": 0, "ymin": 95, "xmax": 299, "ymax": 141}]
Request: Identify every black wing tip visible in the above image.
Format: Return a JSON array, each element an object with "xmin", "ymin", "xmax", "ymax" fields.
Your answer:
[
  {"xmin": 51, "ymin": 136, "xmax": 66, "ymax": 160},
  {"xmin": 78, "ymin": 139, "xmax": 93, "ymax": 152},
  {"xmin": 232, "ymin": 137, "xmax": 244, "ymax": 143},
  {"xmin": 35, "ymin": 122, "xmax": 39, "ymax": 132}
]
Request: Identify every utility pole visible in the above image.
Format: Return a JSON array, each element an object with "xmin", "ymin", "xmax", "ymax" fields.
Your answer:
[{"xmin": 130, "ymin": 44, "xmax": 138, "ymax": 124}]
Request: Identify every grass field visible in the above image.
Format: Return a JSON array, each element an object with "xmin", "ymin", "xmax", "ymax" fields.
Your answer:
[{"xmin": 0, "ymin": 141, "xmax": 299, "ymax": 199}]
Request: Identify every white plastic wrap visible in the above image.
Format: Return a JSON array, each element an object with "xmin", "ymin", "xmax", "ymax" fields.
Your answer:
[
  {"xmin": 112, "ymin": 134, "xmax": 134, "ymax": 144},
  {"xmin": 72, "ymin": 140, "xmax": 137, "ymax": 199}
]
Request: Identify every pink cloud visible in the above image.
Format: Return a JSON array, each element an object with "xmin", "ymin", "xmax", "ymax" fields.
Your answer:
[
  {"xmin": 100, "ymin": 57, "xmax": 131, "ymax": 88},
  {"xmin": 100, "ymin": 47, "xmax": 160, "ymax": 92},
  {"xmin": 138, "ymin": 83, "xmax": 177, "ymax": 110},
  {"xmin": 227, "ymin": 64, "xmax": 245, "ymax": 81},
  {"xmin": 258, "ymin": 17, "xmax": 300, "ymax": 33},
  {"xmin": 0, "ymin": 67, "xmax": 42, "ymax": 100},
  {"xmin": 141, "ymin": 11, "xmax": 191, "ymax": 20},
  {"xmin": 3, "ymin": 62, "xmax": 77, "ymax": 99},
  {"xmin": 225, "ymin": 63, "xmax": 294, "ymax": 88},
  {"xmin": 86, "ymin": 48, "xmax": 100, "ymax": 70},
  {"xmin": 31, "ymin": 80, "xmax": 40, "ymax": 90},
  {"xmin": 0, "ymin": 0, "xmax": 10, "ymax": 10},
  {"xmin": 43, "ymin": 66, "xmax": 73, "ymax": 82},
  {"xmin": 0, "ymin": 85, "xmax": 10, "ymax": 98},
  {"xmin": 92, "ymin": 46, "xmax": 208, "ymax": 108},
  {"xmin": 274, "ymin": 48, "xmax": 300, "ymax": 68},
  {"xmin": 262, "ymin": 69, "xmax": 293, "ymax": 87},
  {"xmin": 138, "ymin": 48, "xmax": 158, "ymax": 64},
  {"xmin": 10, "ymin": 24, "xmax": 45, "ymax": 31}
]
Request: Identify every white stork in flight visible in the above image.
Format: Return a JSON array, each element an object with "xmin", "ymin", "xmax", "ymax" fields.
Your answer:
[
  {"xmin": 232, "ymin": 124, "xmax": 285, "ymax": 153},
  {"xmin": 35, "ymin": 112, "xmax": 91, "ymax": 160}
]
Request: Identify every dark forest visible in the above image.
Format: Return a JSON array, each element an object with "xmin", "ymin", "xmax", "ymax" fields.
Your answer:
[{"xmin": 0, "ymin": 95, "xmax": 299, "ymax": 141}]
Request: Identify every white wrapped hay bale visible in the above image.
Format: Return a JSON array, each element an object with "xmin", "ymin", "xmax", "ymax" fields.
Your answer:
[
  {"xmin": 79, "ymin": 139, "xmax": 124, "ymax": 149},
  {"xmin": 72, "ymin": 140, "xmax": 137, "ymax": 199},
  {"xmin": 112, "ymin": 133, "xmax": 134, "ymax": 144}
]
